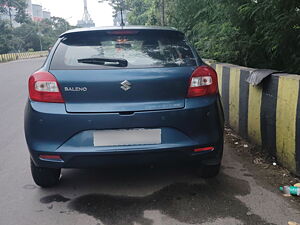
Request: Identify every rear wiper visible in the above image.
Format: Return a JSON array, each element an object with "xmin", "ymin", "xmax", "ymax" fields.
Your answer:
[{"xmin": 77, "ymin": 57, "xmax": 128, "ymax": 67}]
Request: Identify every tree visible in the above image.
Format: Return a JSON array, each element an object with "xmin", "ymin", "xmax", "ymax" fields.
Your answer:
[
  {"xmin": 51, "ymin": 16, "xmax": 73, "ymax": 36},
  {"xmin": 0, "ymin": 14, "xmax": 73, "ymax": 53},
  {"xmin": 99, "ymin": 0, "xmax": 128, "ymax": 16},
  {"xmin": 0, "ymin": 20, "xmax": 13, "ymax": 53},
  {"xmin": 0, "ymin": 0, "xmax": 29, "ymax": 27},
  {"xmin": 125, "ymin": 0, "xmax": 300, "ymax": 74},
  {"xmin": 126, "ymin": 0, "xmax": 159, "ymax": 25},
  {"xmin": 236, "ymin": 0, "xmax": 300, "ymax": 72},
  {"xmin": 13, "ymin": 21, "xmax": 40, "ymax": 51}
]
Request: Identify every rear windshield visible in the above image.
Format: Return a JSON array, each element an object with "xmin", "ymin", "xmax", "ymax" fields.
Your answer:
[{"xmin": 50, "ymin": 30, "xmax": 197, "ymax": 70}]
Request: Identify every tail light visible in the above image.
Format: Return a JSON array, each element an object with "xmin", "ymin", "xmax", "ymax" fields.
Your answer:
[
  {"xmin": 28, "ymin": 71, "xmax": 64, "ymax": 103},
  {"xmin": 187, "ymin": 65, "xmax": 218, "ymax": 97}
]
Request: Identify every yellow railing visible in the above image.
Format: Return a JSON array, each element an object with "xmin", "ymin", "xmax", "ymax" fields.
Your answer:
[
  {"xmin": 204, "ymin": 59, "xmax": 300, "ymax": 175},
  {"xmin": 0, "ymin": 51, "xmax": 48, "ymax": 63}
]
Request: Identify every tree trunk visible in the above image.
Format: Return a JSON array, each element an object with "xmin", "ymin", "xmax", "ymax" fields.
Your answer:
[
  {"xmin": 8, "ymin": 6, "xmax": 13, "ymax": 28},
  {"xmin": 161, "ymin": 0, "xmax": 165, "ymax": 26}
]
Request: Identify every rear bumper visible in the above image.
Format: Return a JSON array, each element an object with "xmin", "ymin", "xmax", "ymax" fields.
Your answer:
[
  {"xmin": 25, "ymin": 95, "xmax": 224, "ymax": 168},
  {"xmin": 30, "ymin": 145, "xmax": 223, "ymax": 168}
]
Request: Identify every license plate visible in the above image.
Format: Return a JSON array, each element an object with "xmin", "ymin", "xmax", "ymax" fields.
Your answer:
[{"xmin": 93, "ymin": 129, "xmax": 161, "ymax": 147}]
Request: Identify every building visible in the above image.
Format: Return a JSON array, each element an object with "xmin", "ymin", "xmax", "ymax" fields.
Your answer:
[
  {"xmin": 42, "ymin": 11, "xmax": 51, "ymax": 20},
  {"xmin": 31, "ymin": 4, "xmax": 51, "ymax": 21},
  {"xmin": 0, "ymin": 0, "xmax": 51, "ymax": 26},
  {"xmin": 32, "ymin": 4, "xmax": 43, "ymax": 21},
  {"xmin": 26, "ymin": 0, "xmax": 33, "ymax": 18}
]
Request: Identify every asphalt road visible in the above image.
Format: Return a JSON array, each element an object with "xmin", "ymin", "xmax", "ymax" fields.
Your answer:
[{"xmin": 0, "ymin": 58, "xmax": 300, "ymax": 225}]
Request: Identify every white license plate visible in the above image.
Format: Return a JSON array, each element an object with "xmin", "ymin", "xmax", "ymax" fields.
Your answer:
[{"xmin": 93, "ymin": 129, "xmax": 161, "ymax": 147}]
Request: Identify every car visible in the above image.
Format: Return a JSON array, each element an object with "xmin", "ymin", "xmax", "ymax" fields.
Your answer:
[{"xmin": 24, "ymin": 26, "xmax": 224, "ymax": 187}]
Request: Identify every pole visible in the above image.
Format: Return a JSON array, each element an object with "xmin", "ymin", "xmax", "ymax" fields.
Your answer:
[
  {"xmin": 161, "ymin": 0, "xmax": 165, "ymax": 26},
  {"xmin": 37, "ymin": 21, "xmax": 43, "ymax": 51},
  {"xmin": 84, "ymin": 0, "xmax": 87, "ymax": 10},
  {"xmin": 8, "ymin": 5, "xmax": 13, "ymax": 28}
]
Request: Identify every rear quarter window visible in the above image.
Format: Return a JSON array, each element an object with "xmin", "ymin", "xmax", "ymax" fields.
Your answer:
[{"xmin": 50, "ymin": 30, "xmax": 197, "ymax": 70}]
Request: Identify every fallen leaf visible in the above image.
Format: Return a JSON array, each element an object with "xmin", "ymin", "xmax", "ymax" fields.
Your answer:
[
  {"xmin": 253, "ymin": 158, "xmax": 263, "ymax": 165},
  {"xmin": 288, "ymin": 221, "xmax": 300, "ymax": 225}
]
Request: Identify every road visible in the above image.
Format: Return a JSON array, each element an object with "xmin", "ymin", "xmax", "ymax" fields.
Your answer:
[{"xmin": 0, "ymin": 58, "xmax": 299, "ymax": 225}]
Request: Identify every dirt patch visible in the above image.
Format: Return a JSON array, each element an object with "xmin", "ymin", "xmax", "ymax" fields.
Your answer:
[{"xmin": 224, "ymin": 126, "xmax": 300, "ymax": 203}]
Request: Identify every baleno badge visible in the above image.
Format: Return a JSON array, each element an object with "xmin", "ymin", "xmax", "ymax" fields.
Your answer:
[
  {"xmin": 120, "ymin": 80, "xmax": 131, "ymax": 91},
  {"xmin": 64, "ymin": 87, "xmax": 88, "ymax": 92}
]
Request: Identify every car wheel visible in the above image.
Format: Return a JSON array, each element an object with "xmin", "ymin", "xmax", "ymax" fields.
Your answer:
[
  {"xmin": 196, "ymin": 163, "xmax": 221, "ymax": 178},
  {"xmin": 30, "ymin": 159, "xmax": 61, "ymax": 187}
]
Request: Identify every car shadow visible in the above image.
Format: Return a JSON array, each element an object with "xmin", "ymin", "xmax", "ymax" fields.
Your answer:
[{"xmin": 38, "ymin": 165, "xmax": 272, "ymax": 225}]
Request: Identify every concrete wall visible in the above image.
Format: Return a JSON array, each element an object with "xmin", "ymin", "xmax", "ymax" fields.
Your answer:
[
  {"xmin": 205, "ymin": 60, "xmax": 300, "ymax": 176},
  {"xmin": 0, "ymin": 51, "xmax": 48, "ymax": 63}
]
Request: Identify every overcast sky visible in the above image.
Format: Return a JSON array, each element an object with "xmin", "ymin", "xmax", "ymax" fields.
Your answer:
[{"xmin": 32, "ymin": 0, "xmax": 114, "ymax": 26}]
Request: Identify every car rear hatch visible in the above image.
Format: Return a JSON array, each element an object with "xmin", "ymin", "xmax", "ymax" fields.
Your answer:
[{"xmin": 49, "ymin": 29, "xmax": 198, "ymax": 113}]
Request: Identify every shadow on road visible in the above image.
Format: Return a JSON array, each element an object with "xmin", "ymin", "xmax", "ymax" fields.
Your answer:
[{"xmin": 39, "ymin": 166, "xmax": 272, "ymax": 225}]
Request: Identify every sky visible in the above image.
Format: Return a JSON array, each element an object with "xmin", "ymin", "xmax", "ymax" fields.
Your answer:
[{"xmin": 31, "ymin": 0, "xmax": 114, "ymax": 26}]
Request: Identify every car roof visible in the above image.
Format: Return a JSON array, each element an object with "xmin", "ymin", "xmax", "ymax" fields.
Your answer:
[{"xmin": 60, "ymin": 26, "xmax": 183, "ymax": 37}]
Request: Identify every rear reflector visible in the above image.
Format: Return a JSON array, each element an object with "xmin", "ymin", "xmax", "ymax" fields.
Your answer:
[
  {"xmin": 28, "ymin": 71, "xmax": 64, "ymax": 103},
  {"xmin": 39, "ymin": 155, "xmax": 62, "ymax": 161},
  {"xmin": 194, "ymin": 147, "xmax": 215, "ymax": 152}
]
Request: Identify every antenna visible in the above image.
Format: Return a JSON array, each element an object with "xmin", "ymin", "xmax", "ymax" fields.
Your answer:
[
  {"xmin": 83, "ymin": 0, "xmax": 91, "ymax": 23},
  {"xmin": 120, "ymin": 7, "xmax": 125, "ymax": 27},
  {"xmin": 77, "ymin": 0, "xmax": 95, "ymax": 27},
  {"xmin": 118, "ymin": 0, "xmax": 125, "ymax": 27}
]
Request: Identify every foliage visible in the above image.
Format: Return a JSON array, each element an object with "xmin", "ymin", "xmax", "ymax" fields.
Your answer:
[
  {"xmin": 100, "ymin": 0, "xmax": 161, "ymax": 25},
  {"xmin": 121, "ymin": 0, "xmax": 300, "ymax": 74},
  {"xmin": 0, "ymin": 15, "xmax": 73, "ymax": 53},
  {"xmin": 0, "ymin": 20, "xmax": 14, "ymax": 53},
  {"xmin": 99, "ymin": 0, "xmax": 128, "ymax": 17},
  {"xmin": 0, "ymin": 0, "xmax": 30, "ymax": 26}
]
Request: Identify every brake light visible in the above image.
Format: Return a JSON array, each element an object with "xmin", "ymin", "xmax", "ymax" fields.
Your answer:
[
  {"xmin": 106, "ymin": 30, "xmax": 139, "ymax": 35},
  {"xmin": 187, "ymin": 65, "xmax": 218, "ymax": 97},
  {"xmin": 28, "ymin": 71, "xmax": 64, "ymax": 103}
]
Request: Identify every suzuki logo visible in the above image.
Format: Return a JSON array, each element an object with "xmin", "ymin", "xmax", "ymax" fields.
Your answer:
[{"xmin": 120, "ymin": 80, "xmax": 131, "ymax": 91}]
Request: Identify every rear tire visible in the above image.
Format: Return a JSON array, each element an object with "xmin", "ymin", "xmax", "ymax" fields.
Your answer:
[
  {"xmin": 30, "ymin": 159, "xmax": 61, "ymax": 187},
  {"xmin": 196, "ymin": 163, "xmax": 221, "ymax": 178}
]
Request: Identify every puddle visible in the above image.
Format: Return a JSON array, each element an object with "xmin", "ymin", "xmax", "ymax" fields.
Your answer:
[
  {"xmin": 68, "ymin": 174, "xmax": 274, "ymax": 225},
  {"xmin": 224, "ymin": 166, "xmax": 235, "ymax": 169},
  {"xmin": 40, "ymin": 194, "xmax": 70, "ymax": 204},
  {"xmin": 243, "ymin": 173, "xmax": 253, "ymax": 177}
]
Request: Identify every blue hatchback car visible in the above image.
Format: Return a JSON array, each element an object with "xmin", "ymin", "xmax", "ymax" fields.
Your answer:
[{"xmin": 24, "ymin": 26, "xmax": 224, "ymax": 187}]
